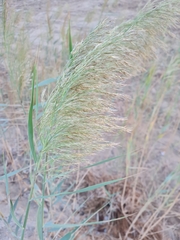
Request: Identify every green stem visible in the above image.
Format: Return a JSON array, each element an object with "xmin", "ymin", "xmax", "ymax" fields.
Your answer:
[
  {"xmin": 41, "ymin": 162, "xmax": 47, "ymax": 238},
  {"xmin": 20, "ymin": 173, "xmax": 36, "ymax": 240}
]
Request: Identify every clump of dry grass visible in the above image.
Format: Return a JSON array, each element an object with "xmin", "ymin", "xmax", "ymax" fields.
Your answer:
[
  {"xmin": 56, "ymin": 170, "xmax": 163, "ymax": 240},
  {"xmin": 38, "ymin": 0, "xmax": 180, "ymax": 173}
]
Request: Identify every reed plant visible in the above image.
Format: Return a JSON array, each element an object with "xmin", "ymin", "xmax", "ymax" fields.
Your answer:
[
  {"xmin": 0, "ymin": 0, "xmax": 180, "ymax": 239},
  {"xmin": 39, "ymin": 0, "xmax": 180, "ymax": 173}
]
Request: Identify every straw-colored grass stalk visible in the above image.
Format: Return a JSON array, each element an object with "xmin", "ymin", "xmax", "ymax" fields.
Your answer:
[{"xmin": 38, "ymin": 0, "xmax": 180, "ymax": 171}]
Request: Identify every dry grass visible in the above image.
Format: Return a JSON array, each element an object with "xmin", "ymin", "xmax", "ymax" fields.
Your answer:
[{"xmin": 51, "ymin": 170, "xmax": 167, "ymax": 239}]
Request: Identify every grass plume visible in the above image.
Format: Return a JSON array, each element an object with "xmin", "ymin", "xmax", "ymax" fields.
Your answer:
[{"xmin": 38, "ymin": 0, "xmax": 180, "ymax": 171}]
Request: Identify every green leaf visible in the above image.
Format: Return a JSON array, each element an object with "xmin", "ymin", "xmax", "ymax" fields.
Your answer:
[
  {"xmin": 28, "ymin": 65, "xmax": 38, "ymax": 163},
  {"xmin": 0, "ymin": 166, "xmax": 30, "ymax": 181},
  {"xmin": 35, "ymin": 177, "xmax": 125, "ymax": 200},
  {"xmin": 15, "ymin": 215, "xmax": 23, "ymax": 236},
  {"xmin": 60, "ymin": 231, "xmax": 74, "ymax": 240},
  {"xmin": 45, "ymin": 214, "xmax": 125, "ymax": 230},
  {"xmin": 8, "ymin": 196, "xmax": 19, "ymax": 223},
  {"xmin": 35, "ymin": 67, "xmax": 39, "ymax": 120},
  {"xmin": 86, "ymin": 155, "xmax": 122, "ymax": 169},
  {"xmin": 68, "ymin": 20, "xmax": 73, "ymax": 59},
  {"xmin": 10, "ymin": 200, "xmax": 23, "ymax": 229},
  {"xmin": 34, "ymin": 77, "xmax": 58, "ymax": 88},
  {"xmin": 3, "ymin": 157, "xmax": 9, "ymax": 198}
]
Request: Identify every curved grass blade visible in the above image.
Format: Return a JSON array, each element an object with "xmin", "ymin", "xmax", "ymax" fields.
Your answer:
[
  {"xmin": 35, "ymin": 176, "xmax": 126, "ymax": 199},
  {"xmin": 45, "ymin": 215, "xmax": 126, "ymax": 230},
  {"xmin": 0, "ymin": 165, "xmax": 31, "ymax": 181},
  {"xmin": 10, "ymin": 200, "xmax": 23, "ymax": 229},
  {"xmin": 8, "ymin": 196, "xmax": 19, "ymax": 223},
  {"xmin": 15, "ymin": 215, "xmax": 23, "ymax": 236},
  {"xmin": 60, "ymin": 232, "xmax": 73, "ymax": 240},
  {"xmin": 34, "ymin": 77, "xmax": 58, "ymax": 88},
  {"xmin": 20, "ymin": 66, "xmax": 38, "ymax": 240},
  {"xmin": 60, "ymin": 228, "xmax": 78, "ymax": 240},
  {"xmin": 3, "ymin": 156, "xmax": 9, "ymax": 199}
]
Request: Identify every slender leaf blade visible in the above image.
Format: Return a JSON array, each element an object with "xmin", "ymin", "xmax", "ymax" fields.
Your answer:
[
  {"xmin": 35, "ymin": 177, "xmax": 126, "ymax": 199},
  {"xmin": 28, "ymin": 65, "xmax": 38, "ymax": 163},
  {"xmin": 0, "ymin": 166, "xmax": 31, "ymax": 181},
  {"xmin": 34, "ymin": 77, "xmax": 58, "ymax": 88},
  {"xmin": 8, "ymin": 196, "xmax": 20, "ymax": 223},
  {"xmin": 10, "ymin": 200, "xmax": 23, "ymax": 229},
  {"xmin": 68, "ymin": 20, "xmax": 73, "ymax": 59},
  {"xmin": 15, "ymin": 215, "xmax": 23, "ymax": 236}
]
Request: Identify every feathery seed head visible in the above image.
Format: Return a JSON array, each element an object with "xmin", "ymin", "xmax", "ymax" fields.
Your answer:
[{"xmin": 38, "ymin": 0, "xmax": 180, "ymax": 173}]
